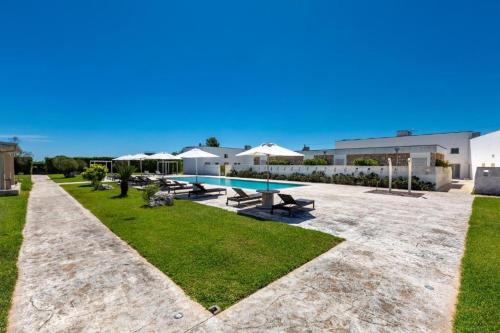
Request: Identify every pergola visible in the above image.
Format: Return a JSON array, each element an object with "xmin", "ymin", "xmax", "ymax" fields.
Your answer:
[{"xmin": 143, "ymin": 152, "xmax": 181, "ymax": 175}]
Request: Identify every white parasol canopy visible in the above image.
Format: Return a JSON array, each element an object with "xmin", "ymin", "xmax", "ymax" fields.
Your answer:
[
  {"xmin": 112, "ymin": 154, "xmax": 134, "ymax": 161},
  {"xmin": 177, "ymin": 148, "xmax": 219, "ymax": 182},
  {"xmin": 237, "ymin": 143, "xmax": 303, "ymax": 190},
  {"xmin": 143, "ymin": 152, "xmax": 181, "ymax": 160}
]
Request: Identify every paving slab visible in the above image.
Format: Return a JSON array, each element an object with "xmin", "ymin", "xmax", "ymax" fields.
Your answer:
[{"xmin": 8, "ymin": 175, "xmax": 212, "ymax": 332}]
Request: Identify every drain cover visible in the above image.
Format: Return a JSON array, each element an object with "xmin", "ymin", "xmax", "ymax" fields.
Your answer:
[{"xmin": 173, "ymin": 312, "xmax": 183, "ymax": 319}]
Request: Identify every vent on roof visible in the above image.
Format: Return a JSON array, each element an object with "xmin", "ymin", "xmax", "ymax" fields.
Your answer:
[{"xmin": 396, "ymin": 130, "xmax": 412, "ymax": 137}]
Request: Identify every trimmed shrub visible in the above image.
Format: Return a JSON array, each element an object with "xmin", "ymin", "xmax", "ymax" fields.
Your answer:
[
  {"xmin": 353, "ymin": 158, "xmax": 379, "ymax": 166},
  {"xmin": 228, "ymin": 169, "xmax": 435, "ymax": 191},
  {"xmin": 268, "ymin": 158, "xmax": 291, "ymax": 165},
  {"xmin": 304, "ymin": 157, "xmax": 328, "ymax": 165},
  {"xmin": 81, "ymin": 164, "xmax": 108, "ymax": 189}
]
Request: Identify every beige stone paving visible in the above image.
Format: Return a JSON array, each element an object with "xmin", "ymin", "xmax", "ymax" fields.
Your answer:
[{"xmin": 9, "ymin": 175, "xmax": 473, "ymax": 333}]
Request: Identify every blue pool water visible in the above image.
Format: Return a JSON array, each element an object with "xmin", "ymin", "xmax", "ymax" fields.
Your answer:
[{"xmin": 169, "ymin": 176, "xmax": 303, "ymax": 190}]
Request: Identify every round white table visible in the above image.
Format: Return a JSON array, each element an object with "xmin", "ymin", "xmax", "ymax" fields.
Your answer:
[{"xmin": 256, "ymin": 189, "xmax": 280, "ymax": 209}]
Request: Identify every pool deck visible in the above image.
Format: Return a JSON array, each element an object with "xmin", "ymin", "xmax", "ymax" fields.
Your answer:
[
  {"xmin": 179, "ymin": 180, "xmax": 473, "ymax": 332},
  {"xmin": 10, "ymin": 175, "xmax": 473, "ymax": 332}
]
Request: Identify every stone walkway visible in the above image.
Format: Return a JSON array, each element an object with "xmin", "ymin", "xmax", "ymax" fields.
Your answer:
[
  {"xmin": 9, "ymin": 176, "xmax": 473, "ymax": 332},
  {"xmin": 8, "ymin": 176, "xmax": 212, "ymax": 332}
]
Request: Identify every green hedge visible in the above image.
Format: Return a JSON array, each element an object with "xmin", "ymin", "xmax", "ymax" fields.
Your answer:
[
  {"xmin": 229, "ymin": 169, "xmax": 435, "ymax": 191},
  {"xmin": 14, "ymin": 156, "xmax": 33, "ymax": 175}
]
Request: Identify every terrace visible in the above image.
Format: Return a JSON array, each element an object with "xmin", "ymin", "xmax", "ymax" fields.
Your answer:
[{"xmin": 5, "ymin": 172, "xmax": 480, "ymax": 332}]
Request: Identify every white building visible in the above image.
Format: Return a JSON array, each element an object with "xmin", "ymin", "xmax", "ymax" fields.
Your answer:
[
  {"xmin": 335, "ymin": 130, "xmax": 480, "ymax": 179},
  {"xmin": 470, "ymin": 130, "xmax": 500, "ymax": 179},
  {"xmin": 181, "ymin": 146, "xmax": 254, "ymax": 175}
]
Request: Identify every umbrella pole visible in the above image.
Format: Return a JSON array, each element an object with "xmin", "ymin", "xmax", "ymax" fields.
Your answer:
[
  {"xmin": 195, "ymin": 158, "xmax": 198, "ymax": 183},
  {"xmin": 266, "ymin": 154, "xmax": 270, "ymax": 191}
]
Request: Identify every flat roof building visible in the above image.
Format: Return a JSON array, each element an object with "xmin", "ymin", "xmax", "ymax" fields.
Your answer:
[{"xmin": 334, "ymin": 131, "xmax": 480, "ymax": 179}]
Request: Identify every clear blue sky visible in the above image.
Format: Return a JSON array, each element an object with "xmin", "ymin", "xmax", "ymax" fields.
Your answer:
[{"xmin": 1, "ymin": 0, "xmax": 499, "ymax": 159}]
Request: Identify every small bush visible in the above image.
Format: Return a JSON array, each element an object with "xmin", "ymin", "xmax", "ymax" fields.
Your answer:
[
  {"xmin": 353, "ymin": 158, "xmax": 379, "ymax": 166},
  {"xmin": 268, "ymin": 158, "xmax": 291, "ymax": 165},
  {"xmin": 435, "ymin": 159, "xmax": 450, "ymax": 167},
  {"xmin": 304, "ymin": 157, "xmax": 328, "ymax": 165},
  {"xmin": 142, "ymin": 184, "xmax": 160, "ymax": 204},
  {"xmin": 81, "ymin": 164, "xmax": 108, "ymax": 189}
]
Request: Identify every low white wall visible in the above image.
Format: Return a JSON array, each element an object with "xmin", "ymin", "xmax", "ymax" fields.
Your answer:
[
  {"xmin": 184, "ymin": 162, "xmax": 220, "ymax": 176},
  {"xmin": 233, "ymin": 164, "xmax": 452, "ymax": 190},
  {"xmin": 474, "ymin": 167, "xmax": 500, "ymax": 195}
]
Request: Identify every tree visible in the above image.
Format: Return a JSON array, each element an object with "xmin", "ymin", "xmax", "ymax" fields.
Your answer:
[
  {"xmin": 205, "ymin": 137, "xmax": 220, "ymax": 147},
  {"xmin": 52, "ymin": 156, "xmax": 79, "ymax": 177},
  {"xmin": 81, "ymin": 164, "xmax": 108, "ymax": 189},
  {"xmin": 116, "ymin": 163, "xmax": 136, "ymax": 197}
]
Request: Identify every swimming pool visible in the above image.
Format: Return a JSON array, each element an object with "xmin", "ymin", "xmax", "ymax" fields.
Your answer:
[{"xmin": 169, "ymin": 176, "xmax": 303, "ymax": 190}]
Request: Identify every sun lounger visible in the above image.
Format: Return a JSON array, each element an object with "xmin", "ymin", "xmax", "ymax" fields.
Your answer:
[
  {"xmin": 158, "ymin": 178, "xmax": 193, "ymax": 193},
  {"xmin": 271, "ymin": 193, "xmax": 315, "ymax": 216},
  {"xmin": 226, "ymin": 188, "xmax": 262, "ymax": 206},
  {"xmin": 188, "ymin": 183, "xmax": 227, "ymax": 197}
]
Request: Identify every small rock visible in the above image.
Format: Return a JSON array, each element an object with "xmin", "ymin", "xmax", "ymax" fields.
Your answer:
[
  {"xmin": 425, "ymin": 284, "xmax": 434, "ymax": 290},
  {"xmin": 148, "ymin": 192, "xmax": 175, "ymax": 207},
  {"xmin": 173, "ymin": 312, "xmax": 183, "ymax": 319},
  {"xmin": 97, "ymin": 184, "xmax": 114, "ymax": 190}
]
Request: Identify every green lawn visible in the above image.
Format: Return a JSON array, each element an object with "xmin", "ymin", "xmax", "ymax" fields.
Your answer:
[
  {"xmin": 48, "ymin": 173, "xmax": 86, "ymax": 183},
  {"xmin": 0, "ymin": 175, "xmax": 31, "ymax": 333},
  {"xmin": 64, "ymin": 184, "xmax": 342, "ymax": 309},
  {"xmin": 454, "ymin": 197, "xmax": 500, "ymax": 333}
]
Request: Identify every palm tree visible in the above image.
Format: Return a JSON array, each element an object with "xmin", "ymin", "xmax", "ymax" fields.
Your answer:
[{"xmin": 116, "ymin": 164, "xmax": 136, "ymax": 197}]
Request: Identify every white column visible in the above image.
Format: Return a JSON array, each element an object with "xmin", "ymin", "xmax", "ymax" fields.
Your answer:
[
  {"xmin": 408, "ymin": 158, "xmax": 412, "ymax": 194},
  {"xmin": 388, "ymin": 158, "xmax": 392, "ymax": 192}
]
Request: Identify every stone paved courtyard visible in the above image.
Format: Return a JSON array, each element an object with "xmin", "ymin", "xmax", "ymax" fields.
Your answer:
[{"xmin": 9, "ymin": 176, "xmax": 473, "ymax": 332}]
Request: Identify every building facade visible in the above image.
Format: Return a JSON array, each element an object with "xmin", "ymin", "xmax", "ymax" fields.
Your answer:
[{"xmin": 334, "ymin": 131, "xmax": 479, "ymax": 179}]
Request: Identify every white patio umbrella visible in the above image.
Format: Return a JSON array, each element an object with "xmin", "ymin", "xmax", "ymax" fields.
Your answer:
[
  {"xmin": 112, "ymin": 154, "xmax": 135, "ymax": 169},
  {"xmin": 177, "ymin": 148, "xmax": 219, "ymax": 182},
  {"xmin": 143, "ymin": 152, "xmax": 181, "ymax": 174},
  {"xmin": 236, "ymin": 143, "xmax": 303, "ymax": 190},
  {"xmin": 129, "ymin": 153, "xmax": 148, "ymax": 173}
]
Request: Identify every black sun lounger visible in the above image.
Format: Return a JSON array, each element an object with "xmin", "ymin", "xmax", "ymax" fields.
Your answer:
[
  {"xmin": 271, "ymin": 193, "xmax": 315, "ymax": 216},
  {"xmin": 226, "ymin": 188, "xmax": 262, "ymax": 206},
  {"xmin": 188, "ymin": 183, "xmax": 227, "ymax": 197},
  {"xmin": 158, "ymin": 178, "xmax": 193, "ymax": 193}
]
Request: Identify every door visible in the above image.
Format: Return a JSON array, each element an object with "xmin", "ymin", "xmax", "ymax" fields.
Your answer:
[{"xmin": 451, "ymin": 164, "xmax": 461, "ymax": 179}]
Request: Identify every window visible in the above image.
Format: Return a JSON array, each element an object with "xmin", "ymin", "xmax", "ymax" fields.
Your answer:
[
  {"xmin": 224, "ymin": 154, "xmax": 228, "ymax": 158},
  {"xmin": 450, "ymin": 148, "xmax": 459, "ymax": 154}
]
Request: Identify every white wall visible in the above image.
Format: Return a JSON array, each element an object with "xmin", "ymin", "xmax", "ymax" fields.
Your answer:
[
  {"xmin": 474, "ymin": 167, "xmax": 500, "ymax": 195},
  {"xmin": 470, "ymin": 130, "xmax": 500, "ymax": 179},
  {"xmin": 182, "ymin": 146, "xmax": 254, "ymax": 175},
  {"xmin": 233, "ymin": 164, "xmax": 452, "ymax": 190},
  {"xmin": 336, "ymin": 132, "xmax": 476, "ymax": 179}
]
